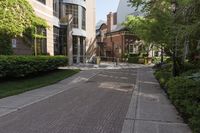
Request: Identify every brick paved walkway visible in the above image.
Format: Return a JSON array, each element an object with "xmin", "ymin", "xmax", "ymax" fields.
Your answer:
[
  {"xmin": 0, "ymin": 68, "xmax": 137, "ymax": 133},
  {"xmin": 0, "ymin": 65, "xmax": 191, "ymax": 133}
]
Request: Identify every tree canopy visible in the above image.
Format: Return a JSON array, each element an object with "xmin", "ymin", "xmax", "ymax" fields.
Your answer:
[
  {"xmin": 0, "ymin": 0, "xmax": 47, "ymax": 36},
  {"xmin": 125, "ymin": 0, "xmax": 200, "ymax": 63}
]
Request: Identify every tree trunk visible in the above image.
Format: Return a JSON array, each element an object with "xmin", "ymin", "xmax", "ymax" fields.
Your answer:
[{"xmin": 161, "ymin": 46, "xmax": 164, "ymax": 63}]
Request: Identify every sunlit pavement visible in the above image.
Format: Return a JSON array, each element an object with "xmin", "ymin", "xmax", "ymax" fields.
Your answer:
[
  {"xmin": 60, "ymin": 62, "xmax": 153, "ymax": 70},
  {"xmin": 0, "ymin": 64, "xmax": 191, "ymax": 133}
]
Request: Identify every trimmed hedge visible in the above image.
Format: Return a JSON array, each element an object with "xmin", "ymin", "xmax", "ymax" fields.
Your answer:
[
  {"xmin": 128, "ymin": 57, "xmax": 139, "ymax": 63},
  {"xmin": 0, "ymin": 56, "xmax": 68, "ymax": 78}
]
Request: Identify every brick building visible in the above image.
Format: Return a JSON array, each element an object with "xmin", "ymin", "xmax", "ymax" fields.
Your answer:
[
  {"xmin": 96, "ymin": 12, "xmax": 139, "ymax": 61},
  {"xmin": 96, "ymin": 0, "xmax": 146, "ymax": 61}
]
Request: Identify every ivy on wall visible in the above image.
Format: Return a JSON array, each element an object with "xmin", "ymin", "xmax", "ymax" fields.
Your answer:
[{"xmin": 0, "ymin": 0, "xmax": 48, "ymax": 55}]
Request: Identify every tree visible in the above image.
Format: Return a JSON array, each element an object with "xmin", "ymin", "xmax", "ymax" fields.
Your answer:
[
  {"xmin": 124, "ymin": 16, "xmax": 154, "ymax": 57},
  {"xmin": 127, "ymin": 0, "xmax": 200, "ymax": 65},
  {"xmin": 0, "ymin": 0, "xmax": 47, "ymax": 55},
  {"xmin": 124, "ymin": 14, "xmax": 170, "ymax": 62}
]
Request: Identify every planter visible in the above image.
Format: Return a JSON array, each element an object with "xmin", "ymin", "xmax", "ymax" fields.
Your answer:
[
  {"xmin": 138, "ymin": 58, "xmax": 145, "ymax": 64},
  {"xmin": 145, "ymin": 57, "xmax": 152, "ymax": 64}
]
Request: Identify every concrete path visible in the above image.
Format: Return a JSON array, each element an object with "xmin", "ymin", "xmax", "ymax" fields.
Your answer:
[
  {"xmin": 121, "ymin": 67, "xmax": 191, "ymax": 133},
  {"xmin": 0, "ymin": 65, "xmax": 191, "ymax": 133}
]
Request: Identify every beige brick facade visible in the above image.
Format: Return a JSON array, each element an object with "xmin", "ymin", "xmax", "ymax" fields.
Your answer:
[
  {"xmin": 13, "ymin": 0, "xmax": 96, "ymax": 59},
  {"xmin": 28, "ymin": 0, "xmax": 59, "ymax": 56},
  {"xmin": 86, "ymin": 0, "xmax": 96, "ymax": 57}
]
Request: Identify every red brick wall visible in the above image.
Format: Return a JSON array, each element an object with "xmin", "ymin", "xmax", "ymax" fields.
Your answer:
[
  {"xmin": 104, "ymin": 33, "xmax": 123, "ymax": 58},
  {"xmin": 103, "ymin": 32, "xmax": 138, "ymax": 58}
]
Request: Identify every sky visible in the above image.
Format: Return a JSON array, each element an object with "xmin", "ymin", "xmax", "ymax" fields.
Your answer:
[{"xmin": 96, "ymin": 0, "xmax": 120, "ymax": 23}]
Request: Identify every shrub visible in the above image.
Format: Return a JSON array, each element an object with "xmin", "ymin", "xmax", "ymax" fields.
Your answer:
[
  {"xmin": 154, "ymin": 64, "xmax": 200, "ymax": 133},
  {"xmin": 128, "ymin": 57, "xmax": 139, "ymax": 63},
  {"xmin": 181, "ymin": 70, "xmax": 200, "ymax": 81},
  {"xmin": 0, "ymin": 56, "xmax": 68, "ymax": 78},
  {"xmin": 152, "ymin": 56, "xmax": 171, "ymax": 64},
  {"xmin": 129, "ymin": 53, "xmax": 139, "ymax": 57},
  {"xmin": 0, "ymin": 34, "xmax": 13, "ymax": 55},
  {"xmin": 180, "ymin": 62, "xmax": 199, "ymax": 73},
  {"xmin": 154, "ymin": 63, "xmax": 173, "ymax": 88},
  {"xmin": 154, "ymin": 70, "xmax": 172, "ymax": 88},
  {"xmin": 167, "ymin": 77, "xmax": 200, "ymax": 133}
]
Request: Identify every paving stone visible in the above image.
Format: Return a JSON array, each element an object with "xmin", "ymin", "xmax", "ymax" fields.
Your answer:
[
  {"xmin": 121, "ymin": 120, "xmax": 134, "ymax": 133},
  {"xmin": 0, "ymin": 108, "xmax": 16, "ymax": 117},
  {"xmin": 0, "ymin": 66, "xmax": 191, "ymax": 133},
  {"xmin": 134, "ymin": 120, "xmax": 192, "ymax": 133},
  {"xmin": 121, "ymin": 67, "xmax": 191, "ymax": 133},
  {"xmin": 0, "ymin": 68, "xmax": 137, "ymax": 133}
]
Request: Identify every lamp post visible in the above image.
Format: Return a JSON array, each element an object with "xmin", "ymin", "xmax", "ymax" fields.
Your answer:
[{"xmin": 171, "ymin": 0, "xmax": 178, "ymax": 77}]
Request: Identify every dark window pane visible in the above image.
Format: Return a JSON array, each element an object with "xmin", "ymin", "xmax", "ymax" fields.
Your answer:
[
  {"xmin": 82, "ymin": 7, "xmax": 86, "ymax": 30},
  {"xmin": 53, "ymin": 0, "xmax": 59, "ymax": 17},
  {"xmin": 65, "ymin": 4, "xmax": 79, "ymax": 28},
  {"xmin": 53, "ymin": 26, "xmax": 61, "ymax": 55},
  {"xmin": 37, "ymin": 0, "xmax": 46, "ymax": 4},
  {"xmin": 36, "ymin": 27, "xmax": 47, "ymax": 55}
]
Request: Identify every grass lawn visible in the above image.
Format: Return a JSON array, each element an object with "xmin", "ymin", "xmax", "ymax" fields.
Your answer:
[{"xmin": 0, "ymin": 69, "xmax": 79, "ymax": 99}]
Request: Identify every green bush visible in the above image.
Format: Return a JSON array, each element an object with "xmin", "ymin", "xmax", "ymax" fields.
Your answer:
[
  {"xmin": 152, "ymin": 56, "xmax": 170, "ymax": 64},
  {"xmin": 0, "ymin": 56, "xmax": 68, "ymax": 78},
  {"xmin": 154, "ymin": 64, "xmax": 200, "ymax": 132},
  {"xmin": 128, "ymin": 57, "xmax": 139, "ymax": 63},
  {"xmin": 0, "ymin": 34, "xmax": 13, "ymax": 55},
  {"xmin": 129, "ymin": 53, "xmax": 139, "ymax": 57},
  {"xmin": 154, "ymin": 63, "xmax": 173, "ymax": 88},
  {"xmin": 154, "ymin": 70, "xmax": 172, "ymax": 88},
  {"xmin": 167, "ymin": 77, "xmax": 200, "ymax": 133},
  {"xmin": 181, "ymin": 70, "xmax": 200, "ymax": 81},
  {"xmin": 181, "ymin": 62, "xmax": 199, "ymax": 73}
]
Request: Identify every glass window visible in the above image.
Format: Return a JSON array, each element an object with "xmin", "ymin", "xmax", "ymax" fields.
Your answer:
[
  {"xmin": 53, "ymin": 0, "xmax": 59, "ymax": 17},
  {"xmin": 65, "ymin": 4, "xmax": 79, "ymax": 28},
  {"xmin": 59, "ymin": 25, "xmax": 67, "ymax": 55},
  {"xmin": 73, "ymin": 36, "xmax": 78, "ymax": 63},
  {"xmin": 12, "ymin": 39, "xmax": 17, "ymax": 48},
  {"xmin": 73, "ymin": 36, "xmax": 78, "ymax": 55},
  {"xmin": 82, "ymin": 7, "xmax": 86, "ymax": 30},
  {"xmin": 36, "ymin": 27, "xmax": 47, "ymax": 55},
  {"xmin": 53, "ymin": 26, "xmax": 60, "ymax": 55},
  {"xmin": 37, "ymin": 0, "xmax": 46, "ymax": 4},
  {"xmin": 129, "ymin": 43, "xmax": 138, "ymax": 54},
  {"xmin": 80, "ymin": 37, "xmax": 85, "ymax": 63},
  {"xmin": 129, "ymin": 44, "xmax": 134, "ymax": 53}
]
